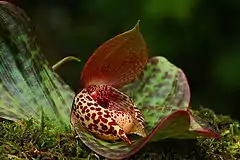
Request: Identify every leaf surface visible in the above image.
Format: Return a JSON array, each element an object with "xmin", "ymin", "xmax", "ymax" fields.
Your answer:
[{"xmin": 0, "ymin": 2, "xmax": 74, "ymax": 130}]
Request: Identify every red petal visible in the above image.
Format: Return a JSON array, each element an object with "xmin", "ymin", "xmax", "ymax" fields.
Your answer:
[{"xmin": 81, "ymin": 21, "xmax": 148, "ymax": 88}]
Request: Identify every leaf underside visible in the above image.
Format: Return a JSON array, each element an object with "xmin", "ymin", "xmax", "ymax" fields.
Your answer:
[{"xmin": 0, "ymin": 2, "xmax": 74, "ymax": 131}]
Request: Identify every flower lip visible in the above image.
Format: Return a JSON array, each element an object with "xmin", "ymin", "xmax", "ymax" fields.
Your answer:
[{"xmin": 72, "ymin": 85, "xmax": 146, "ymax": 144}]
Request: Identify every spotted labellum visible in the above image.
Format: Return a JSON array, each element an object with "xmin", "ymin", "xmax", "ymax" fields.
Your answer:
[{"xmin": 0, "ymin": 2, "xmax": 220, "ymax": 160}]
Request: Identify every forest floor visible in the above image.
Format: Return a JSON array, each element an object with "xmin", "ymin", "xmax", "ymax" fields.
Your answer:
[{"xmin": 0, "ymin": 108, "xmax": 239, "ymax": 160}]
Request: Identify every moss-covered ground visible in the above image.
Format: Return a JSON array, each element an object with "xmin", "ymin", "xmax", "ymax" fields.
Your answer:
[{"xmin": 0, "ymin": 108, "xmax": 239, "ymax": 160}]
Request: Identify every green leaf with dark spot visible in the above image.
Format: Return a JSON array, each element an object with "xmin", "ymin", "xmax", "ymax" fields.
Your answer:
[{"xmin": 0, "ymin": 2, "xmax": 74, "ymax": 131}]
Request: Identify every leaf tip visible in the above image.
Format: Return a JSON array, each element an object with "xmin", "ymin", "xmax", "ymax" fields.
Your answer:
[{"xmin": 131, "ymin": 20, "xmax": 141, "ymax": 33}]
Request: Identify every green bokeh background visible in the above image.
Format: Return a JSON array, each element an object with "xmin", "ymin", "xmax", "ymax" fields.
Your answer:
[{"xmin": 14, "ymin": 0, "xmax": 239, "ymax": 120}]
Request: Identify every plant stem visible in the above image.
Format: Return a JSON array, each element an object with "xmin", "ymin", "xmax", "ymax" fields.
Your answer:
[{"xmin": 52, "ymin": 56, "xmax": 81, "ymax": 70}]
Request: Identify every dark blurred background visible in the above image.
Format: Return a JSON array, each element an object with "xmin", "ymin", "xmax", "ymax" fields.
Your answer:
[{"xmin": 12, "ymin": 0, "xmax": 239, "ymax": 120}]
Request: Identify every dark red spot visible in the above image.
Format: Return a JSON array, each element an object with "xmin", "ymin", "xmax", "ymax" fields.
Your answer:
[
  {"xmin": 98, "ymin": 129, "xmax": 104, "ymax": 134},
  {"xmin": 104, "ymin": 114, "xmax": 110, "ymax": 118},
  {"xmin": 88, "ymin": 124, "xmax": 93, "ymax": 130},
  {"xmin": 90, "ymin": 107, "xmax": 95, "ymax": 110},
  {"xmin": 105, "ymin": 126, "xmax": 114, "ymax": 134},
  {"xmin": 97, "ymin": 112, "xmax": 102, "ymax": 115},
  {"xmin": 86, "ymin": 109, "xmax": 90, "ymax": 113},
  {"xmin": 97, "ymin": 98, "xmax": 109, "ymax": 108},
  {"xmin": 108, "ymin": 121, "xmax": 116, "ymax": 126},
  {"xmin": 87, "ymin": 102, "xmax": 93, "ymax": 106},
  {"xmin": 101, "ymin": 117, "xmax": 108, "ymax": 123},
  {"xmin": 113, "ymin": 129, "xmax": 117, "ymax": 135},
  {"xmin": 93, "ymin": 119, "xmax": 100, "ymax": 124},
  {"xmin": 87, "ymin": 113, "xmax": 91, "ymax": 117},
  {"xmin": 88, "ymin": 123, "xmax": 98, "ymax": 130},
  {"xmin": 91, "ymin": 113, "xmax": 96, "ymax": 119},
  {"xmin": 100, "ymin": 123, "xmax": 108, "ymax": 130},
  {"xmin": 85, "ymin": 115, "xmax": 90, "ymax": 121},
  {"xmin": 79, "ymin": 94, "xmax": 83, "ymax": 98},
  {"xmin": 96, "ymin": 108, "xmax": 101, "ymax": 111},
  {"xmin": 94, "ymin": 103, "xmax": 98, "ymax": 107},
  {"xmin": 103, "ymin": 111, "xmax": 110, "ymax": 118},
  {"xmin": 76, "ymin": 98, "xmax": 80, "ymax": 101},
  {"xmin": 86, "ymin": 96, "xmax": 92, "ymax": 101},
  {"xmin": 76, "ymin": 114, "xmax": 80, "ymax": 118},
  {"xmin": 82, "ymin": 106, "xmax": 87, "ymax": 114},
  {"xmin": 79, "ymin": 106, "xmax": 83, "ymax": 109},
  {"xmin": 80, "ymin": 117, "xmax": 84, "ymax": 122}
]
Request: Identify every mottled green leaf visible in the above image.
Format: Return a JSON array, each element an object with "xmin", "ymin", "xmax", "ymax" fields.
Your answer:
[
  {"xmin": 123, "ymin": 56, "xmax": 190, "ymax": 131},
  {"xmin": 0, "ymin": 2, "xmax": 74, "ymax": 131},
  {"xmin": 123, "ymin": 56, "xmax": 219, "ymax": 141}
]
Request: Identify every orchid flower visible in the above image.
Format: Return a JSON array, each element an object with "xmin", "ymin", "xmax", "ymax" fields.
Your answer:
[
  {"xmin": 71, "ymin": 22, "xmax": 147, "ymax": 145},
  {"xmin": 70, "ymin": 22, "xmax": 220, "ymax": 159}
]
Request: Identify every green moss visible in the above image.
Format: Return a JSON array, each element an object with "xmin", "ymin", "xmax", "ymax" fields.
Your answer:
[
  {"xmin": 0, "ymin": 117, "xmax": 97, "ymax": 160},
  {"xmin": 0, "ymin": 108, "xmax": 239, "ymax": 160},
  {"xmin": 194, "ymin": 108, "xmax": 240, "ymax": 160}
]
